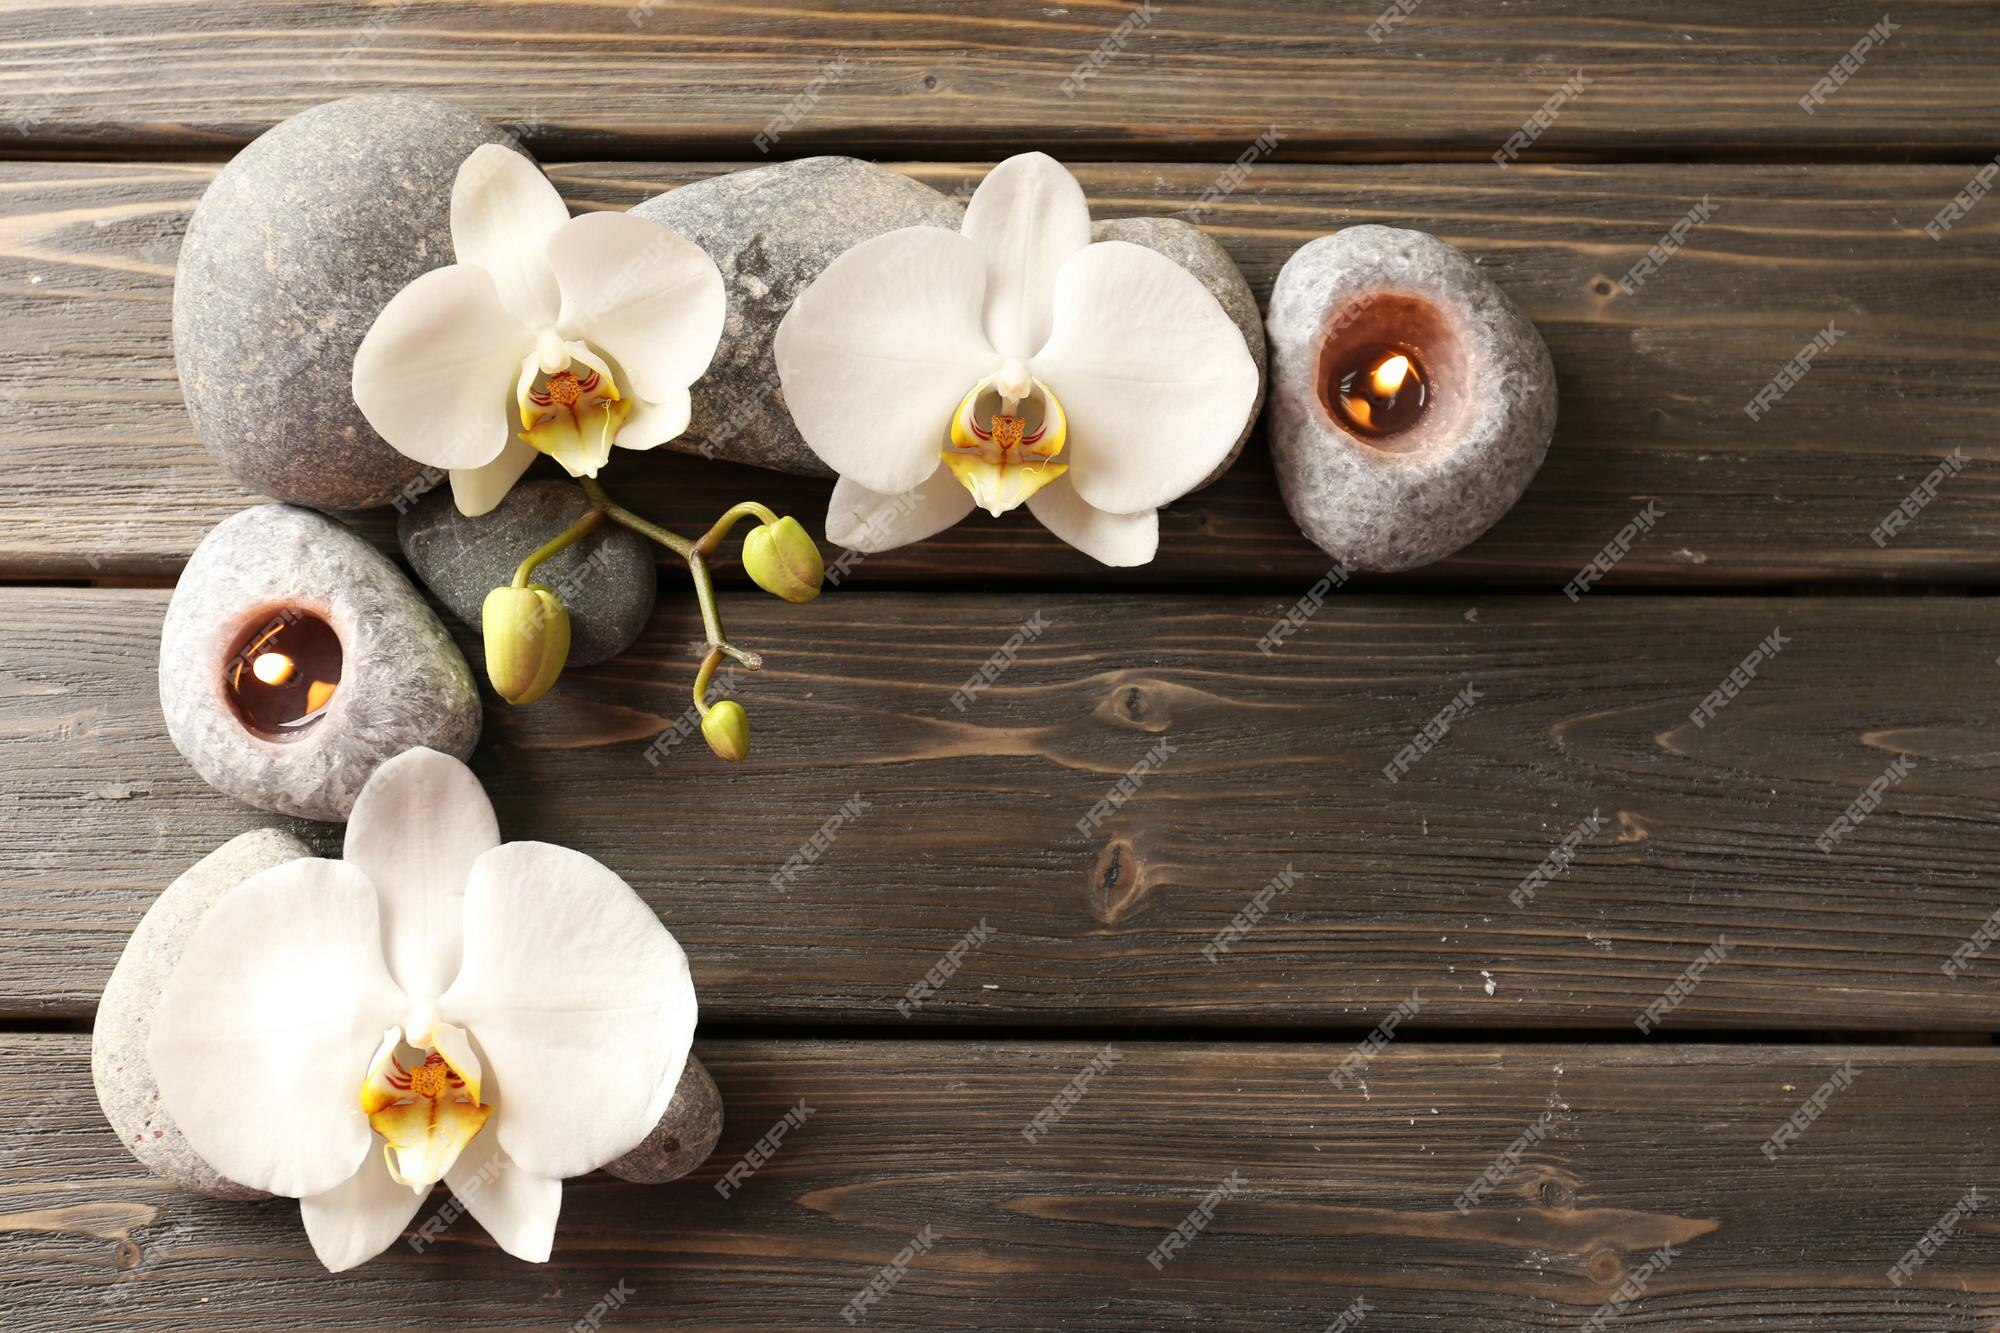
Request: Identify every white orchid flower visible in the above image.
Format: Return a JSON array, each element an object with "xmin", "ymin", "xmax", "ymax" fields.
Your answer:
[
  {"xmin": 354, "ymin": 144, "xmax": 726, "ymax": 517},
  {"xmin": 146, "ymin": 748, "xmax": 697, "ymax": 1272},
  {"xmin": 774, "ymin": 152, "xmax": 1258, "ymax": 567}
]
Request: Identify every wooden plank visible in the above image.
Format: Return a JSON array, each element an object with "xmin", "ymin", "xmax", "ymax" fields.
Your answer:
[
  {"xmin": 3, "ymin": 159, "xmax": 1997, "ymax": 586},
  {"xmin": 6, "ymin": 587, "xmax": 1998, "ymax": 1030},
  {"xmin": 0, "ymin": 3, "xmax": 1995, "ymax": 159},
  {"xmin": 4, "ymin": 1035, "xmax": 1998, "ymax": 1327}
]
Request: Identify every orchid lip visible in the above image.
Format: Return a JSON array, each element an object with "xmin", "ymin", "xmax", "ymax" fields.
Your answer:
[{"xmin": 941, "ymin": 372, "xmax": 1070, "ymax": 516}]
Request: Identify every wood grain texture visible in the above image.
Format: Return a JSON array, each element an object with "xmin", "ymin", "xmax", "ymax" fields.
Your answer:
[
  {"xmin": 7, "ymin": 587, "xmax": 1998, "ymax": 1030},
  {"xmin": 0, "ymin": 3, "xmax": 1996, "ymax": 160},
  {"xmin": 5, "ymin": 1035, "xmax": 1998, "ymax": 1329},
  {"xmin": 2, "ymin": 160, "xmax": 1996, "ymax": 586}
]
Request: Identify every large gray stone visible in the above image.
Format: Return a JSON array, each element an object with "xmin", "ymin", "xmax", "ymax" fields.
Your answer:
[
  {"xmin": 604, "ymin": 1057, "xmax": 724, "ymax": 1184},
  {"xmin": 632, "ymin": 157, "xmax": 964, "ymax": 476},
  {"xmin": 161, "ymin": 505, "xmax": 481, "ymax": 821},
  {"xmin": 1093, "ymin": 215, "xmax": 1266, "ymax": 489},
  {"xmin": 1266, "ymin": 226, "xmax": 1557, "ymax": 572},
  {"xmin": 93, "ymin": 829, "xmax": 311, "ymax": 1199},
  {"xmin": 399, "ymin": 480, "xmax": 656, "ymax": 669},
  {"xmin": 174, "ymin": 95, "xmax": 519, "ymax": 511}
]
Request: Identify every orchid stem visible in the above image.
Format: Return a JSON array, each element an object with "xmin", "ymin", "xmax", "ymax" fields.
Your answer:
[
  {"xmin": 694, "ymin": 501, "xmax": 781, "ymax": 557},
  {"xmin": 513, "ymin": 507, "xmax": 604, "ymax": 588},
  {"xmin": 692, "ymin": 646, "xmax": 724, "ymax": 716},
  {"xmin": 577, "ymin": 477, "xmax": 764, "ymax": 672}
]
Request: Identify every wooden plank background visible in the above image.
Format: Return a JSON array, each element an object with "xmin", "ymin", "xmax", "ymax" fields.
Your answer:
[
  {"xmin": 0, "ymin": 0, "xmax": 1997, "ymax": 1326},
  {"xmin": 5, "ymin": 588, "xmax": 1999, "ymax": 1032},
  {"xmin": 3, "ymin": 160, "xmax": 1996, "ymax": 585},
  {"xmin": 1, "ymin": 2, "xmax": 1997, "ymax": 160},
  {"xmin": 4, "ymin": 1036, "xmax": 1999, "ymax": 1328}
]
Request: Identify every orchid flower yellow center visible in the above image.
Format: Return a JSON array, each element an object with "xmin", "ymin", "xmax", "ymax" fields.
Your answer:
[
  {"xmin": 942, "ymin": 369, "xmax": 1070, "ymax": 517},
  {"xmin": 513, "ymin": 335, "xmax": 632, "ymax": 481},
  {"xmin": 360, "ymin": 1028, "xmax": 492, "ymax": 1193}
]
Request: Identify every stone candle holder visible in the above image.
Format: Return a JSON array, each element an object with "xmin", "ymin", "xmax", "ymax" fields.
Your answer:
[
  {"xmin": 160, "ymin": 505, "xmax": 482, "ymax": 821},
  {"xmin": 1266, "ymin": 226, "xmax": 1557, "ymax": 572}
]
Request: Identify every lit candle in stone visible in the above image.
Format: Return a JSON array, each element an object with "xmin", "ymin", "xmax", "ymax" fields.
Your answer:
[
  {"xmin": 223, "ymin": 610, "xmax": 342, "ymax": 739},
  {"xmin": 1327, "ymin": 344, "xmax": 1428, "ymax": 439}
]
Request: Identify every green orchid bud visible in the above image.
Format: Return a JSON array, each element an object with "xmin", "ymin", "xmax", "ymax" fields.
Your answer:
[
  {"xmin": 482, "ymin": 584, "xmax": 570, "ymax": 706},
  {"xmin": 701, "ymin": 699, "xmax": 750, "ymax": 762},
  {"xmin": 741, "ymin": 516, "xmax": 824, "ymax": 603}
]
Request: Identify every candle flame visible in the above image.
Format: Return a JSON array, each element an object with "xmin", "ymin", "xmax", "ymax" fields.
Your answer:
[
  {"xmin": 251, "ymin": 651, "xmax": 297, "ymax": 686},
  {"xmin": 1370, "ymin": 354, "xmax": 1412, "ymax": 398}
]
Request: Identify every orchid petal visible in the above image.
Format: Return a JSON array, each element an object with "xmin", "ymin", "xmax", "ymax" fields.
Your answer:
[
  {"xmin": 1030, "ymin": 240, "xmax": 1259, "ymax": 514},
  {"xmin": 826, "ymin": 466, "xmax": 975, "ymax": 553},
  {"xmin": 775, "ymin": 226, "xmax": 997, "ymax": 496},
  {"xmin": 547, "ymin": 211, "xmax": 726, "ymax": 403},
  {"xmin": 450, "ymin": 144, "xmax": 568, "ymax": 330},
  {"xmin": 450, "ymin": 435, "xmax": 539, "ymax": 518},
  {"xmin": 353, "ymin": 265, "xmax": 536, "ymax": 472},
  {"xmin": 441, "ymin": 842, "xmax": 697, "ymax": 1180},
  {"xmin": 299, "ymin": 1145, "xmax": 430, "ymax": 1273},
  {"xmin": 615, "ymin": 386, "xmax": 693, "ymax": 452},
  {"xmin": 343, "ymin": 748, "xmax": 500, "ymax": 1015},
  {"xmin": 1026, "ymin": 471, "xmax": 1159, "ymax": 566},
  {"xmin": 148, "ymin": 858, "xmax": 406, "ymax": 1199},
  {"xmin": 962, "ymin": 152, "xmax": 1093, "ymax": 360},
  {"xmin": 443, "ymin": 1132, "xmax": 562, "ymax": 1264}
]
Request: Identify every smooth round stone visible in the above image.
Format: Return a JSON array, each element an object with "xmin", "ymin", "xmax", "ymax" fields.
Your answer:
[
  {"xmin": 161, "ymin": 504, "xmax": 481, "ymax": 822},
  {"xmin": 631, "ymin": 157, "xmax": 965, "ymax": 476},
  {"xmin": 399, "ymin": 480, "xmax": 657, "ymax": 669},
  {"xmin": 1093, "ymin": 216, "xmax": 1266, "ymax": 489},
  {"xmin": 174, "ymin": 95, "xmax": 520, "ymax": 511},
  {"xmin": 1266, "ymin": 226, "xmax": 1557, "ymax": 572},
  {"xmin": 604, "ymin": 1056, "xmax": 724, "ymax": 1184},
  {"xmin": 94, "ymin": 829, "xmax": 310, "ymax": 1199}
]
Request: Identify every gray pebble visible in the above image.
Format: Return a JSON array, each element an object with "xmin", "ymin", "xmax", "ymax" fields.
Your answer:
[
  {"xmin": 1266, "ymin": 226, "xmax": 1556, "ymax": 571},
  {"xmin": 603, "ymin": 1057, "xmax": 724, "ymax": 1184},
  {"xmin": 93, "ymin": 829, "xmax": 311, "ymax": 1199},
  {"xmin": 160, "ymin": 505, "xmax": 481, "ymax": 822},
  {"xmin": 632, "ymin": 157, "xmax": 965, "ymax": 476},
  {"xmin": 1092, "ymin": 215, "xmax": 1266, "ymax": 488},
  {"xmin": 174, "ymin": 95, "xmax": 520, "ymax": 511},
  {"xmin": 399, "ymin": 480, "xmax": 656, "ymax": 669}
]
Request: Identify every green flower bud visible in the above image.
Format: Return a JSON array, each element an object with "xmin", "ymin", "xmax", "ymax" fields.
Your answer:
[
  {"xmin": 741, "ymin": 516, "xmax": 824, "ymax": 603},
  {"xmin": 482, "ymin": 583, "xmax": 570, "ymax": 706},
  {"xmin": 701, "ymin": 699, "xmax": 750, "ymax": 762}
]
